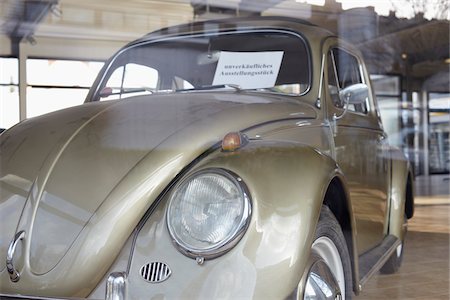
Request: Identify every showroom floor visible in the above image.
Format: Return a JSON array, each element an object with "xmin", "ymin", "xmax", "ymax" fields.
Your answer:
[{"xmin": 356, "ymin": 174, "xmax": 450, "ymax": 299}]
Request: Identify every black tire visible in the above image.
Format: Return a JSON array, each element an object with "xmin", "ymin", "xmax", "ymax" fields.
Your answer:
[
  {"xmin": 380, "ymin": 216, "xmax": 407, "ymax": 274},
  {"xmin": 312, "ymin": 206, "xmax": 353, "ymax": 300}
]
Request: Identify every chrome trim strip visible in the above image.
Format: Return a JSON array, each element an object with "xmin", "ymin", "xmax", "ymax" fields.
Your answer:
[
  {"xmin": 106, "ymin": 272, "xmax": 127, "ymax": 300},
  {"xmin": 316, "ymin": 53, "xmax": 326, "ymax": 108},
  {"xmin": 0, "ymin": 294, "xmax": 65, "ymax": 300},
  {"xmin": 359, "ymin": 237, "xmax": 401, "ymax": 286},
  {"xmin": 6, "ymin": 230, "xmax": 25, "ymax": 283}
]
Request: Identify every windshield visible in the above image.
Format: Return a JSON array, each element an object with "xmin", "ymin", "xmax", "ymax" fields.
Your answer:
[{"xmin": 93, "ymin": 30, "xmax": 311, "ymax": 101}]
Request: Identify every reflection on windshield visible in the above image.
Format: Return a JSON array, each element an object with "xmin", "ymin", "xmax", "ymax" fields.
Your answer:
[{"xmin": 95, "ymin": 30, "xmax": 311, "ymax": 101}]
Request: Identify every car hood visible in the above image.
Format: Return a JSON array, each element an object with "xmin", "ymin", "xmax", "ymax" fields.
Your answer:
[{"xmin": 0, "ymin": 92, "xmax": 316, "ymax": 295}]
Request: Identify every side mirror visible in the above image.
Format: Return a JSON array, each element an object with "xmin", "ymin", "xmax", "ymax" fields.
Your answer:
[
  {"xmin": 333, "ymin": 83, "xmax": 369, "ymax": 122},
  {"xmin": 99, "ymin": 87, "xmax": 114, "ymax": 98},
  {"xmin": 338, "ymin": 83, "xmax": 369, "ymax": 105}
]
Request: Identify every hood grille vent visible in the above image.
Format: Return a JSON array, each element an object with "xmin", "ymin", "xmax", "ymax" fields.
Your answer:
[{"xmin": 140, "ymin": 262, "xmax": 172, "ymax": 283}]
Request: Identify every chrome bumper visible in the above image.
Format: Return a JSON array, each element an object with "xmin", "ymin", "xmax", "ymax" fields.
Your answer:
[
  {"xmin": 0, "ymin": 295, "xmax": 68, "ymax": 300},
  {"xmin": 0, "ymin": 272, "xmax": 127, "ymax": 300}
]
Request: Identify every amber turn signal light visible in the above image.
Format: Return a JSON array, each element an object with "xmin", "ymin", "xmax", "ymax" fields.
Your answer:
[{"xmin": 221, "ymin": 132, "xmax": 249, "ymax": 152}]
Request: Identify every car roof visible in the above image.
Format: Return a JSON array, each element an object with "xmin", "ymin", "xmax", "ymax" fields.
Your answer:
[{"xmin": 129, "ymin": 16, "xmax": 335, "ymax": 45}]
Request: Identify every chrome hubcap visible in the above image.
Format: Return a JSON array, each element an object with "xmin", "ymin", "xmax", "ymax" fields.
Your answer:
[
  {"xmin": 303, "ymin": 236, "xmax": 345, "ymax": 300},
  {"xmin": 304, "ymin": 260, "xmax": 342, "ymax": 300}
]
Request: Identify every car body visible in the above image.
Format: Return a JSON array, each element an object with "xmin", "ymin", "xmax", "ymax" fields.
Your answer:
[{"xmin": 0, "ymin": 16, "xmax": 414, "ymax": 299}]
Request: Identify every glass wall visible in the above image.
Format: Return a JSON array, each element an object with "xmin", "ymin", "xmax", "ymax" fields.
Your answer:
[
  {"xmin": 26, "ymin": 59, "xmax": 104, "ymax": 118},
  {"xmin": 373, "ymin": 73, "xmax": 450, "ymax": 175},
  {"xmin": 371, "ymin": 75, "xmax": 402, "ymax": 146},
  {"xmin": 371, "ymin": 75, "xmax": 433, "ymax": 175},
  {"xmin": 399, "ymin": 91, "xmax": 423, "ymax": 175},
  {"xmin": 0, "ymin": 58, "xmax": 20, "ymax": 129},
  {"xmin": 428, "ymin": 93, "xmax": 450, "ymax": 174},
  {"xmin": 1, "ymin": 57, "xmax": 104, "ymax": 129}
]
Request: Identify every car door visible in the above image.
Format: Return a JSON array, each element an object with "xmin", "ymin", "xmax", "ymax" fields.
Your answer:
[{"xmin": 325, "ymin": 44, "xmax": 390, "ymax": 255}]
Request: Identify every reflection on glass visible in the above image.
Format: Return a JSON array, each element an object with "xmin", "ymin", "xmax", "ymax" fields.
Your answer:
[
  {"xmin": 25, "ymin": 59, "xmax": 104, "ymax": 118},
  {"xmin": 429, "ymin": 93, "xmax": 450, "ymax": 173},
  {"xmin": 0, "ymin": 58, "xmax": 19, "ymax": 85},
  {"xmin": 0, "ymin": 87, "xmax": 19, "ymax": 129},
  {"xmin": 377, "ymin": 97, "xmax": 401, "ymax": 146},
  {"xmin": 26, "ymin": 87, "xmax": 89, "ymax": 118},
  {"xmin": 27, "ymin": 59, "xmax": 103, "ymax": 87},
  {"xmin": 0, "ymin": 58, "xmax": 20, "ymax": 129},
  {"xmin": 370, "ymin": 75, "xmax": 400, "ymax": 96},
  {"xmin": 371, "ymin": 75, "xmax": 402, "ymax": 147}
]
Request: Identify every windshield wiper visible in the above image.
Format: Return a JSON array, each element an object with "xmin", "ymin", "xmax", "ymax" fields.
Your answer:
[
  {"xmin": 122, "ymin": 87, "xmax": 155, "ymax": 94},
  {"xmin": 176, "ymin": 84, "xmax": 242, "ymax": 92},
  {"xmin": 99, "ymin": 86, "xmax": 155, "ymax": 98}
]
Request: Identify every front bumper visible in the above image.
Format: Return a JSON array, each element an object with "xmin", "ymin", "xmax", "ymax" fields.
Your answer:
[{"xmin": 0, "ymin": 272, "xmax": 126, "ymax": 300}]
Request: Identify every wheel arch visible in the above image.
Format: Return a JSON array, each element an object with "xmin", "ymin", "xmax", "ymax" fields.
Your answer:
[
  {"xmin": 405, "ymin": 169, "xmax": 414, "ymax": 219},
  {"xmin": 322, "ymin": 174, "xmax": 360, "ymax": 295}
]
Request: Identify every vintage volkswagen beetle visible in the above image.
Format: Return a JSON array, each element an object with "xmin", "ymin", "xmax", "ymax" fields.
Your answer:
[{"xmin": 0, "ymin": 17, "xmax": 414, "ymax": 299}]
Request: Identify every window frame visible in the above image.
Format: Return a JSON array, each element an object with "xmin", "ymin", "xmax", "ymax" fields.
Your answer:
[
  {"xmin": 327, "ymin": 47, "xmax": 371, "ymax": 116},
  {"xmin": 89, "ymin": 28, "xmax": 313, "ymax": 102}
]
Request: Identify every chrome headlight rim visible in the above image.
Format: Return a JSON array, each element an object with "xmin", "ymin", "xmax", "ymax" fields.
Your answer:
[{"xmin": 166, "ymin": 168, "xmax": 252, "ymax": 260}]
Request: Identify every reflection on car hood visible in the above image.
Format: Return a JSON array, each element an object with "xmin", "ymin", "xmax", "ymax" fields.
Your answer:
[{"xmin": 0, "ymin": 92, "xmax": 316, "ymax": 295}]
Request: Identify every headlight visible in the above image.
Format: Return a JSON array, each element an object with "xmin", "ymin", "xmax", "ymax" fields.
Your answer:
[{"xmin": 166, "ymin": 169, "xmax": 251, "ymax": 259}]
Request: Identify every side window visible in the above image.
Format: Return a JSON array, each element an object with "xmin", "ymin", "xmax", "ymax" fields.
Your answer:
[
  {"xmin": 328, "ymin": 48, "xmax": 368, "ymax": 114},
  {"xmin": 327, "ymin": 52, "xmax": 341, "ymax": 108},
  {"xmin": 100, "ymin": 63, "xmax": 159, "ymax": 101}
]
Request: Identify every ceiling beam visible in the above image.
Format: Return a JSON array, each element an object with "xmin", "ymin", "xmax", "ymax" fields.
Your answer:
[
  {"xmin": 191, "ymin": 0, "xmax": 285, "ymax": 18},
  {"xmin": 2, "ymin": 0, "xmax": 58, "ymax": 54},
  {"xmin": 238, "ymin": 0, "xmax": 284, "ymax": 14}
]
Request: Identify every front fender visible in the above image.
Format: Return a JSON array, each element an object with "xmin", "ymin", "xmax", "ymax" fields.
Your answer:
[{"xmin": 125, "ymin": 140, "xmax": 341, "ymax": 299}]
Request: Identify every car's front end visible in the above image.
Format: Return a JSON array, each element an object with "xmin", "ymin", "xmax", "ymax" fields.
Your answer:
[{"xmin": 1, "ymin": 17, "xmax": 347, "ymax": 299}]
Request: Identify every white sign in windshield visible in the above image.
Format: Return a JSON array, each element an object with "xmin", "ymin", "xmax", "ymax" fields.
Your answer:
[{"xmin": 212, "ymin": 51, "xmax": 284, "ymax": 89}]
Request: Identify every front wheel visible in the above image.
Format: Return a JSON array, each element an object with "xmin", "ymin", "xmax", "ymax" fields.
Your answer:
[{"xmin": 303, "ymin": 206, "xmax": 353, "ymax": 300}]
